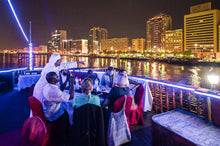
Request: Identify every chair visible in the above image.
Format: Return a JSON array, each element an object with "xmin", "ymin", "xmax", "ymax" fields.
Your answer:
[
  {"xmin": 20, "ymin": 116, "xmax": 47, "ymax": 146},
  {"xmin": 71, "ymin": 104, "xmax": 105, "ymax": 146},
  {"xmin": 113, "ymin": 95, "xmax": 133, "ymax": 128},
  {"xmin": 28, "ymin": 96, "xmax": 57, "ymax": 146},
  {"xmin": 129, "ymin": 84, "xmax": 145, "ymax": 125},
  {"xmin": 28, "ymin": 96, "xmax": 47, "ymax": 126},
  {"xmin": 29, "ymin": 84, "xmax": 35, "ymax": 96}
]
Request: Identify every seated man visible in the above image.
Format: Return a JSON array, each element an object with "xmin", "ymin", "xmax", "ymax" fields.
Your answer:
[
  {"xmin": 42, "ymin": 71, "xmax": 74, "ymax": 145},
  {"xmin": 59, "ymin": 69, "xmax": 71, "ymax": 91},
  {"xmin": 118, "ymin": 69, "xmax": 140, "ymax": 91},
  {"xmin": 84, "ymin": 70, "xmax": 100, "ymax": 85},
  {"xmin": 101, "ymin": 66, "xmax": 115, "ymax": 88}
]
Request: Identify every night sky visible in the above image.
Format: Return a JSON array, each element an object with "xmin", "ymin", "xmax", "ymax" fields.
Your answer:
[{"xmin": 1, "ymin": 0, "xmax": 220, "ymax": 49}]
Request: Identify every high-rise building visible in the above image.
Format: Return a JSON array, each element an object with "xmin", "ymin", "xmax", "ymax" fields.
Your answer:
[
  {"xmin": 184, "ymin": 2, "xmax": 220, "ymax": 57},
  {"xmin": 88, "ymin": 27, "xmax": 108, "ymax": 54},
  {"xmin": 101, "ymin": 38, "xmax": 132, "ymax": 53},
  {"xmin": 48, "ymin": 30, "xmax": 67, "ymax": 52},
  {"xmin": 165, "ymin": 29, "xmax": 183, "ymax": 53},
  {"xmin": 132, "ymin": 38, "xmax": 146, "ymax": 53},
  {"xmin": 71, "ymin": 39, "xmax": 88, "ymax": 54},
  {"xmin": 62, "ymin": 39, "xmax": 72, "ymax": 52},
  {"xmin": 146, "ymin": 13, "xmax": 172, "ymax": 52}
]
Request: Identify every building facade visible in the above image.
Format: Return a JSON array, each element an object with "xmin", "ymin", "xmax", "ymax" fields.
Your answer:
[
  {"xmin": 62, "ymin": 39, "xmax": 72, "ymax": 53},
  {"xmin": 101, "ymin": 38, "xmax": 132, "ymax": 53},
  {"xmin": 39, "ymin": 45, "xmax": 47, "ymax": 53},
  {"xmin": 132, "ymin": 38, "xmax": 146, "ymax": 53},
  {"xmin": 71, "ymin": 39, "xmax": 88, "ymax": 54},
  {"xmin": 48, "ymin": 30, "xmax": 67, "ymax": 52},
  {"xmin": 184, "ymin": 2, "xmax": 220, "ymax": 57},
  {"xmin": 146, "ymin": 13, "xmax": 172, "ymax": 52},
  {"xmin": 88, "ymin": 27, "xmax": 108, "ymax": 54},
  {"xmin": 165, "ymin": 29, "xmax": 183, "ymax": 53}
]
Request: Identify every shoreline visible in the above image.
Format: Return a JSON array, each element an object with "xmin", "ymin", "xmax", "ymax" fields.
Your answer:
[{"xmin": 1, "ymin": 52, "xmax": 220, "ymax": 66}]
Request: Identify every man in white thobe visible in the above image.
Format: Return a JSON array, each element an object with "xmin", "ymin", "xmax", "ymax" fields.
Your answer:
[
  {"xmin": 33, "ymin": 54, "xmax": 62, "ymax": 103},
  {"xmin": 33, "ymin": 54, "xmax": 79, "ymax": 102}
]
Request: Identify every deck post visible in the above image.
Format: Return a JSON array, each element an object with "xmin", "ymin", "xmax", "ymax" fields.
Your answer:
[
  {"xmin": 196, "ymin": 94, "xmax": 201, "ymax": 116},
  {"xmin": 172, "ymin": 88, "xmax": 176, "ymax": 109},
  {"xmin": 187, "ymin": 91, "xmax": 191, "ymax": 112},
  {"xmin": 153, "ymin": 84, "xmax": 158, "ymax": 113},
  {"xmin": 166, "ymin": 87, "xmax": 169, "ymax": 111},
  {"xmin": 159, "ymin": 85, "xmax": 163, "ymax": 113},
  {"xmin": 179, "ymin": 90, "xmax": 183, "ymax": 109}
]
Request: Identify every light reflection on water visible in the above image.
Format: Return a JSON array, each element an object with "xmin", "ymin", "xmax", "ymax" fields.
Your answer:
[{"xmin": 0, "ymin": 54, "xmax": 219, "ymax": 90}]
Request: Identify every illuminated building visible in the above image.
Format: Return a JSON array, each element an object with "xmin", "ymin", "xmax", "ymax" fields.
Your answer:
[
  {"xmin": 146, "ymin": 13, "xmax": 172, "ymax": 52},
  {"xmin": 62, "ymin": 39, "xmax": 72, "ymax": 53},
  {"xmin": 88, "ymin": 27, "xmax": 108, "ymax": 54},
  {"xmin": 39, "ymin": 45, "xmax": 47, "ymax": 53},
  {"xmin": 184, "ymin": 2, "xmax": 220, "ymax": 57},
  {"xmin": 101, "ymin": 38, "xmax": 132, "ymax": 53},
  {"xmin": 48, "ymin": 30, "xmax": 67, "ymax": 52},
  {"xmin": 71, "ymin": 39, "xmax": 88, "ymax": 54},
  {"xmin": 165, "ymin": 29, "xmax": 183, "ymax": 53},
  {"xmin": 132, "ymin": 38, "xmax": 146, "ymax": 53}
]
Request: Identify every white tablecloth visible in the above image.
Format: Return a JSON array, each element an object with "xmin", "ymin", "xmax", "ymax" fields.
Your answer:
[
  {"xmin": 130, "ymin": 76, "xmax": 153, "ymax": 112},
  {"xmin": 18, "ymin": 74, "xmax": 41, "ymax": 91}
]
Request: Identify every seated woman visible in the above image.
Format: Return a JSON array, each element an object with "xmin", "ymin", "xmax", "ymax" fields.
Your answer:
[
  {"xmin": 102, "ymin": 73, "xmax": 130, "ymax": 118},
  {"xmin": 73, "ymin": 78, "xmax": 100, "ymax": 108}
]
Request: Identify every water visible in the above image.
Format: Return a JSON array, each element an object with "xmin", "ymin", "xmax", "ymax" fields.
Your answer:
[{"xmin": 0, "ymin": 53, "xmax": 219, "ymax": 90}]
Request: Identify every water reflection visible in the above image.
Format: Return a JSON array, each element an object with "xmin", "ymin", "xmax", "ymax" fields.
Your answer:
[{"xmin": 1, "ymin": 53, "xmax": 220, "ymax": 90}]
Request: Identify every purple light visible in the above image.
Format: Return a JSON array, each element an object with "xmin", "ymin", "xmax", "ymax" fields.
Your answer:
[
  {"xmin": 0, "ymin": 68, "xmax": 27, "ymax": 73},
  {"xmin": 195, "ymin": 91, "xmax": 220, "ymax": 99},
  {"xmin": 8, "ymin": 0, "xmax": 34, "ymax": 70},
  {"xmin": 132, "ymin": 77, "xmax": 195, "ymax": 91},
  {"xmin": 8, "ymin": 0, "xmax": 29, "ymax": 43}
]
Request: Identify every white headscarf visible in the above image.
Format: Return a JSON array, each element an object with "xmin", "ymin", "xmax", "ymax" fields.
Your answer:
[
  {"xmin": 41, "ymin": 54, "xmax": 61, "ymax": 76},
  {"xmin": 48, "ymin": 54, "xmax": 61, "ymax": 65}
]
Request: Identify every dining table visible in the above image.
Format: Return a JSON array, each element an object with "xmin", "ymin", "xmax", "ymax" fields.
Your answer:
[{"xmin": 17, "ymin": 74, "xmax": 41, "ymax": 91}]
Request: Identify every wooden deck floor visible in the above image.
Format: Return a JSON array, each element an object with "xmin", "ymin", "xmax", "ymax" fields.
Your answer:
[{"xmin": 0, "ymin": 89, "xmax": 153, "ymax": 146}]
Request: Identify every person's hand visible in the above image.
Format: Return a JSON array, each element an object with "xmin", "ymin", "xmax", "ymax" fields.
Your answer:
[{"xmin": 69, "ymin": 72, "xmax": 75, "ymax": 79}]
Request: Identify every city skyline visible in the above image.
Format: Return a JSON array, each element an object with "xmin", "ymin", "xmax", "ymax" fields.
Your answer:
[{"xmin": 1, "ymin": 0, "xmax": 220, "ymax": 49}]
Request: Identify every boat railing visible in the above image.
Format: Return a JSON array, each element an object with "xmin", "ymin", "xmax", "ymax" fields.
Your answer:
[
  {"xmin": 133, "ymin": 76, "xmax": 219, "ymax": 123},
  {"xmin": 72, "ymin": 67, "xmax": 220, "ymax": 123}
]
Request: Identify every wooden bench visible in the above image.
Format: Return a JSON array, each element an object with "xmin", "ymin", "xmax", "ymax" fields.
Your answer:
[{"xmin": 152, "ymin": 109, "xmax": 220, "ymax": 146}]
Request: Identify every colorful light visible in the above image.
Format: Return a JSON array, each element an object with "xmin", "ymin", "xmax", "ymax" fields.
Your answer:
[
  {"xmin": 8, "ymin": 0, "xmax": 29, "ymax": 43},
  {"xmin": 29, "ymin": 43, "xmax": 33, "ymax": 70},
  {"xmin": 195, "ymin": 91, "xmax": 220, "ymax": 99},
  {"xmin": 8, "ymin": 0, "xmax": 33, "ymax": 70}
]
